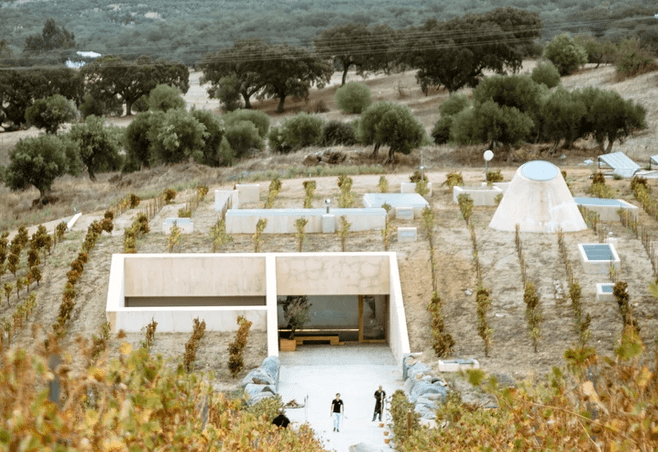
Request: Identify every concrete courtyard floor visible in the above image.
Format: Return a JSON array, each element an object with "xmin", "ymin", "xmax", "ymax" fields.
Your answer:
[{"xmin": 278, "ymin": 344, "xmax": 403, "ymax": 452}]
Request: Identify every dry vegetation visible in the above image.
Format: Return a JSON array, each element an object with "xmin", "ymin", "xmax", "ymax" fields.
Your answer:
[{"xmin": 1, "ymin": 61, "xmax": 658, "ymax": 391}]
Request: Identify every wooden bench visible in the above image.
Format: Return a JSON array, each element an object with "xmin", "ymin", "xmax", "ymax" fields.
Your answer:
[{"xmin": 295, "ymin": 335, "xmax": 340, "ymax": 345}]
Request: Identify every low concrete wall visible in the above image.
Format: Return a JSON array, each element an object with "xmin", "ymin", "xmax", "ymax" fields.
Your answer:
[
  {"xmin": 574, "ymin": 197, "xmax": 639, "ymax": 222},
  {"xmin": 578, "ymin": 243, "xmax": 621, "ymax": 274},
  {"xmin": 215, "ymin": 190, "xmax": 237, "ymax": 214},
  {"xmin": 453, "ymin": 186, "xmax": 503, "ymax": 206},
  {"xmin": 225, "ymin": 208, "xmax": 386, "ymax": 234},
  {"xmin": 236, "ymin": 184, "xmax": 260, "ymax": 205},
  {"xmin": 362, "ymin": 193, "xmax": 429, "ymax": 218},
  {"xmin": 400, "ymin": 182, "xmax": 433, "ymax": 196}
]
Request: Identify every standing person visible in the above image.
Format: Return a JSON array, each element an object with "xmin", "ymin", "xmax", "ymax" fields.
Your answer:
[
  {"xmin": 330, "ymin": 393, "xmax": 344, "ymax": 432},
  {"xmin": 372, "ymin": 385, "xmax": 386, "ymax": 422}
]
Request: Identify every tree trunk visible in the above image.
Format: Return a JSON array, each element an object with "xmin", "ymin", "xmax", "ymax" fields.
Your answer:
[
  {"xmin": 341, "ymin": 66, "xmax": 349, "ymax": 86},
  {"xmin": 242, "ymin": 92, "xmax": 252, "ymax": 109},
  {"xmin": 387, "ymin": 148, "xmax": 395, "ymax": 163},
  {"xmin": 125, "ymin": 100, "xmax": 133, "ymax": 116},
  {"xmin": 370, "ymin": 142, "xmax": 381, "ymax": 159},
  {"xmin": 277, "ymin": 95, "xmax": 286, "ymax": 113}
]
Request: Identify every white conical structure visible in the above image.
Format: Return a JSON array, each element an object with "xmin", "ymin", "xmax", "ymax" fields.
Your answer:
[{"xmin": 489, "ymin": 160, "xmax": 587, "ymax": 233}]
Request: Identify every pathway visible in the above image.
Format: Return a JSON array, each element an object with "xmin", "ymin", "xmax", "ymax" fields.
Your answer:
[{"xmin": 278, "ymin": 344, "xmax": 401, "ymax": 452}]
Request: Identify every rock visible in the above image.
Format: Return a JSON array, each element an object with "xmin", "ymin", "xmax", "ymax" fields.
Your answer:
[
  {"xmin": 407, "ymin": 362, "xmax": 432, "ymax": 381},
  {"xmin": 244, "ymin": 384, "xmax": 276, "ymax": 399},
  {"xmin": 246, "ymin": 391, "xmax": 275, "ymax": 406},
  {"xmin": 349, "ymin": 443, "xmax": 385, "ymax": 452},
  {"xmin": 261, "ymin": 356, "xmax": 280, "ymax": 381},
  {"xmin": 242, "ymin": 368, "xmax": 276, "ymax": 387},
  {"xmin": 415, "ymin": 405, "xmax": 436, "ymax": 420},
  {"xmin": 410, "ymin": 380, "xmax": 446, "ymax": 403}
]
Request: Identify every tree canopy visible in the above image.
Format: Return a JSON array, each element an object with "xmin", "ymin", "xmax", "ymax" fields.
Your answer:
[
  {"xmin": 313, "ymin": 23, "xmax": 397, "ymax": 86},
  {"xmin": 25, "ymin": 94, "xmax": 78, "ymax": 134},
  {"xmin": 81, "ymin": 55, "xmax": 189, "ymax": 116},
  {"xmin": 400, "ymin": 7, "xmax": 542, "ymax": 93},
  {"xmin": 2, "ymin": 135, "xmax": 79, "ymax": 200},
  {"xmin": 67, "ymin": 115, "xmax": 123, "ymax": 180},
  {"xmin": 0, "ymin": 68, "xmax": 82, "ymax": 131},
  {"xmin": 199, "ymin": 39, "xmax": 269, "ymax": 110}
]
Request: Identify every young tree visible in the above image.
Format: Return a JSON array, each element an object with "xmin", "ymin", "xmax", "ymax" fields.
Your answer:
[
  {"xmin": 575, "ymin": 87, "xmax": 647, "ymax": 152},
  {"xmin": 190, "ymin": 108, "xmax": 226, "ymax": 167},
  {"xmin": 543, "ymin": 33, "xmax": 588, "ymax": 76},
  {"xmin": 150, "ymin": 109, "xmax": 207, "ymax": 164},
  {"xmin": 25, "ymin": 94, "xmax": 78, "ymax": 134},
  {"xmin": 335, "ymin": 82, "xmax": 372, "ymax": 114},
  {"xmin": 123, "ymin": 111, "xmax": 159, "ymax": 169},
  {"xmin": 67, "ymin": 115, "xmax": 122, "ymax": 181},
  {"xmin": 375, "ymin": 105, "xmax": 427, "ymax": 162},
  {"xmin": 531, "ymin": 60, "xmax": 561, "ymax": 88},
  {"xmin": 540, "ymin": 87, "xmax": 586, "ymax": 149},
  {"xmin": 147, "ymin": 84, "xmax": 186, "ymax": 112},
  {"xmin": 3, "ymin": 135, "xmax": 79, "ymax": 201}
]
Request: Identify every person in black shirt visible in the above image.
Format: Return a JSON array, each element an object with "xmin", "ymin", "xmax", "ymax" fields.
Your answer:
[
  {"xmin": 372, "ymin": 385, "xmax": 386, "ymax": 422},
  {"xmin": 330, "ymin": 393, "xmax": 344, "ymax": 432},
  {"xmin": 272, "ymin": 408, "xmax": 290, "ymax": 428}
]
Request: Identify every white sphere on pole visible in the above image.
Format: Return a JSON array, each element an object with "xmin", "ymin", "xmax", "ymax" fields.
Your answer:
[{"xmin": 483, "ymin": 150, "xmax": 494, "ymax": 162}]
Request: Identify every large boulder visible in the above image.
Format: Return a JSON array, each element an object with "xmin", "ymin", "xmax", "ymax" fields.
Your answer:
[
  {"xmin": 261, "ymin": 356, "xmax": 280, "ymax": 381},
  {"xmin": 244, "ymin": 384, "xmax": 276, "ymax": 400},
  {"xmin": 246, "ymin": 391, "xmax": 275, "ymax": 406},
  {"xmin": 242, "ymin": 368, "xmax": 276, "ymax": 387}
]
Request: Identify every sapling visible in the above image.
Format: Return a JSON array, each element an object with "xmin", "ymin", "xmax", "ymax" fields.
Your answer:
[
  {"xmin": 303, "ymin": 180, "xmax": 316, "ymax": 208},
  {"xmin": 210, "ymin": 218, "xmax": 233, "ymax": 252},
  {"xmin": 476, "ymin": 286, "xmax": 493, "ymax": 357},
  {"xmin": 415, "ymin": 178, "xmax": 429, "ymax": 198},
  {"xmin": 378, "ymin": 176, "xmax": 389, "ymax": 193},
  {"xmin": 167, "ymin": 222, "xmax": 182, "ymax": 253},
  {"xmin": 337, "ymin": 216, "xmax": 351, "ymax": 252},
  {"xmin": 295, "ymin": 218, "xmax": 308, "ymax": 252},
  {"xmin": 252, "ymin": 219, "xmax": 267, "ymax": 253},
  {"xmin": 457, "ymin": 193, "xmax": 474, "ymax": 225},
  {"xmin": 337, "ymin": 175, "xmax": 354, "ymax": 208},
  {"xmin": 523, "ymin": 281, "xmax": 542, "ymax": 353},
  {"xmin": 381, "ymin": 204, "xmax": 392, "ymax": 251}
]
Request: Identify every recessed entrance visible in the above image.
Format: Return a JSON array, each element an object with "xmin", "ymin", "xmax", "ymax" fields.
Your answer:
[{"xmin": 277, "ymin": 295, "xmax": 388, "ymax": 343}]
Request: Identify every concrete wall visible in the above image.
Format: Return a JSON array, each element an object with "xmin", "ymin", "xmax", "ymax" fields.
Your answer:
[
  {"xmin": 388, "ymin": 254, "xmax": 411, "ymax": 366},
  {"xmin": 124, "ymin": 254, "xmax": 266, "ymax": 297},
  {"xmin": 276, "ymin": 253, "xmax": 390, "ymax": 295},
  {"xmin": 453, "ymin": 185, "xmax": 503, "ymax": 206},
  {"xmin": 225, "ymin": 208, "xmax": 386, "ymax": 234}
]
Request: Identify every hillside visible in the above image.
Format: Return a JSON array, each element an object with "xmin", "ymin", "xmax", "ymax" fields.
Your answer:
[{"xmin": 0, "ymin": 61, "xmax": 657, "ymax": 390}]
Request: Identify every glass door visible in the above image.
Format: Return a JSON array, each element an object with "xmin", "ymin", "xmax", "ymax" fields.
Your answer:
[{"xmin": 358, "ymin": 295, "xmax": 387, "ymax": 342}]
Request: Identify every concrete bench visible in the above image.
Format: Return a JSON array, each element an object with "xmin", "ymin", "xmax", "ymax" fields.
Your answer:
[{"xmin": 295, "ymin": 335, "xmax": 340, "ymax": 345}]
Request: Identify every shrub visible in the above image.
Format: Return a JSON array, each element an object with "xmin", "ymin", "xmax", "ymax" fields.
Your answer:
[
  {"xmin": 178, "ymin": 208, "xmax": 192, "ymax": 218},
  {"xmin": 223, "ymin": 109, "xmax": 270, "ymax": 138},
  {"xmin": 225, "ymin": 120, "xmax": 264, "ymax": 159},
  {"xmin": 269, "ymin": 113, "xmax": 324, "ymax": 153},
  {"xmin": 444, "ymin": 171, "xmax": 463, "ymax": 188},
  {"xmin": 531, "ymin": 60, "xmax": 561, "ymax": 88},
  {"xmin": 431, "ymin": 116, "xmax": 453, "ymax": 144},
  {"xmin": 335, "ymin": 81, "xmax": 372, "ymax": 114},
  {"xmin": 218, "ymin": 136, "xmax": 235, "ymax": 167},
  {"xmin": 321, "ymin": 120, "xmax": 357, "ymax": 146},
  {"xmin": 147, "ymin": 84, "xmax": 186, "ymax": 112},
  {"xmin": 615, "ymin": 39, "xmax": 658, "ymax": 79},
  {"xmin": 228, "ymin": 316, "xmax": 252, "ymax": 378},
  {"xmin": 486, "ymin": 169, "xmax": 503, "ymax": 183},
  {"xmin": 191, "ymin": 108, "xmax": 226, "ymax": 167},
  {"xmin": 164, "ymin": 188, "xmax": 177, "ymax": 203},
  {"xmin": 543, "ymin": 33, "xmax": 588, "ymax": 76},
  {"xmin": 438, "ymin": 93, "xmax": 470, "ymax": 117}
]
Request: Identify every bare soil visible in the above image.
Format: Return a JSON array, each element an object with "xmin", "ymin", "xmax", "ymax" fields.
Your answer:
[{"xmin": 1, "ymin": 62, "xmax": 658, "ymax": 389}]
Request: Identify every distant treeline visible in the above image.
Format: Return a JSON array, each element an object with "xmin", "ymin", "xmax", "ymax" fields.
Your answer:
[{"xmin": 0, "ymin": 0, "xmax": 655, "ymax": 66}]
